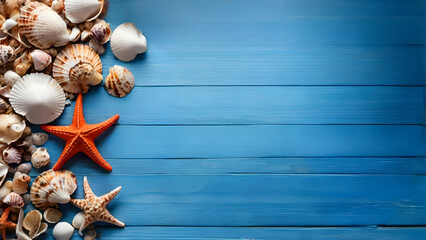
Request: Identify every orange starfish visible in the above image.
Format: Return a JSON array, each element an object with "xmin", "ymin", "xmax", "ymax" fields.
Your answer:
[
  {"xmin": 0, "ymin": 208, "xmax": 16, "ymax": 240},
  {"xmin": 42, "ymin": 94, "xmax": 119, "ymax": 171}
]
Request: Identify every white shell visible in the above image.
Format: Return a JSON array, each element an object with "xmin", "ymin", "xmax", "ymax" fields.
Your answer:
[
  {"xmin": 9, "ymin": 73, "xmax": 66, "ymax": 125},
  {"xmin": 31, "ymin": 147, "xmax": 51, "ymax": 169},
  {"xmin": 64, "ymin": 0, "xmax": 103, "ymax": 23},
  {"xmin": 30, "ymin": 50, "xmax": 52, "ymax": 71},
  {"xmin": 53, "ymin": 222, "xmax": 74, "ymax": 240},
  {"xmin": 43, "ymin": 207, "xmax": 63, "ymax": 224},
  {"xmin": 4, "ymin": 70, "xmax": 22, "ymax": 88},
  {"xmin": 18, "ymin": 2, "xmax": 70, "ymax": 49},
  {"xmin": 4, "ymin": 192, "xmax": 24, "ymax": 208},
  {"xmin": 104, "ymin": 65, "xmax": 135, "ymax": 97},
  {"xmin": 69, "ymin": 26, "xmax": 81, "ymax": 42},
  {"xmin": 0, "ymin": 114, "xmax": 26, "ymax": 145},
  {"xmin": 71, "ymin": 211, "xmax": 84, "ymax": 229},
  {"xmin": 111, "ymin": 23, "xmax": 147, "ymax": 62},
  {"xmin": 2, "ymin": 19, "xmax": 17, "ymax": 31}
]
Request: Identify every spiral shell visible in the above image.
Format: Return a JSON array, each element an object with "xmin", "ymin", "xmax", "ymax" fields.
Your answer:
[
  {"xmin": 0, "ymin": 114, "xmax": 25, "ymax": 145},
  {"xmin": 30, "ymin": 169, "xmax": 77, "ymax": 210},
  {"xmin": 18, "ymin": 2, "xmax": 70, "ymax": 49},
  {"xmin": 4, "ymin": 192, "xmax": 24, "ymax": 208},
  {"xmin": 13, "ymin": 172, "xmax": 31, "ymax": 194},
  {"xmin": 104, "ymin": 65, "xmax": 135, "ymax": 98},
  {"xmin": 31, "ymin": 147, "xmax": 50, "ymax": 169},
  {"xmin": 90, "ymin": 19, "xmax": 111, "ymax": 44},
  {"xmin": 0, "ymin": 45, "xmax": 15, "ymax": 65},
  {"xmin": 53, "ymin": 44, "xmax": 103, "ymax": 93}
]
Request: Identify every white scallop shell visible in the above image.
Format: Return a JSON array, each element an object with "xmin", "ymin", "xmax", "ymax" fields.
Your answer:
[
  {"xmin": 0, "ymin": 113, "xmax": 26, "ymax": 145},
  {"xmin": 18, "ymin": 2, "xmax": 70, "ymax": 49},
  {"xmin": 104, "ymin": 65, "xmax": 135, "ymax": 97},
  {"xmin": 9, "ymin": 73, "xmax": 66, "ymax": 125},
  {"xmin": 4, "ymin": 71, "xmax": 22, "ymax": 88},
  {"xmin": 64, "ymin": 0, "xmax": 103, "ymax": 23},
  {"xmin": 30, "ymin": 50, "xmax": 52, "ymax": 71},
  {"xmin": 111, "ymin": 23, "xmax": 147, "ymax": 62},
  {"xmin": 53, "ymin": 44, "xmax": 103, "ymax": 94}
]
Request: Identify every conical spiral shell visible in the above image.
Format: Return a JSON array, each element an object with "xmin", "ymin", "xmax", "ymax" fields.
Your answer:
[
  {"xmin": 0, "ymin": 113, "xmax": 26, "ymax": 145},
  {"xmin": 104, "ymin": 65, "xmax": 135, "ymax": 98},
  {"xmin": 18, "ymin": 2, "xmax": 70, "ymax": 49},
  {"xmin": 9, "ymin": 73, "xmax": 66, "ymax": 125},
  {"xmin": 30, "ymin": 169, "xmax": 77, "ymax": 210},
  {"xmin": 53, "ymin": 44, "xmax": 103, "ymax": 93}
]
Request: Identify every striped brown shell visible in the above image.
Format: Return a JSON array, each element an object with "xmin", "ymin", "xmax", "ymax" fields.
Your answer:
[
  {"xmin": 53, "ymin": 44, "xmax": 103, "ymax": 93},
  {"xmin": 104, "ymin": 65, "xmax": 135, "ymax": 98},
  {"xmin": 30, "ymin": 169, "xmax": 77, "ymax": 210}
]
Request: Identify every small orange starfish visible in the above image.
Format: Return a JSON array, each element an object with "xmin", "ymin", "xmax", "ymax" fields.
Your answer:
[
  {"xmin": 42, "ymin": 94, "xmax": 119, "ymax": 171},
  {"xmin": 0, "ymin": 208, "xmax": 16, "ymax": 240},
  {"xmin": 71, "ymin": 176, "xmax": 125, "ymax": 235}
]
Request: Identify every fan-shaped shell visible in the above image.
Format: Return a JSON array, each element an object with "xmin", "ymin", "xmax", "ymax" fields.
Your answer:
[
  {"xmin": 0, "ymin": 113, "xmax": 26, "ymax": 145},
  {"xmin": 9, "ymin": 73, "xmax": 66, "ymax": 125},
  {"xmin": 64, "ymin": 0, "xmax": 103, "ymax": 23},
  {"xmin": 104, "ymin": 65, "xmax": 135, "ymax": 97},
  {"xmin": 18, "ymin": 2, "xmax": 70, "ymax": 49},
  {"xmin": 4, "ymin": 192, "xmax": 24, "ymax": 208},
  {"xmin": 53, "ymin": 44, "xmax": 103, "ymax": 93},
  {"xmin": 30, "ymin": 169, "xmax": 77, "ymax": 210},
  {"xmin": 111, "ymin": 23, "xmax": 147, "ymax": 62}
]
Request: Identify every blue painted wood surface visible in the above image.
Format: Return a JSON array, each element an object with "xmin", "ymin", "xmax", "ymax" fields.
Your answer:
[{"xmin": 33, "ymin": 0, "xmax": 426, "ymax": 239}]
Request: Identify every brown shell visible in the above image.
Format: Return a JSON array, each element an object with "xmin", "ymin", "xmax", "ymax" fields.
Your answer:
[{"xmin": 104, "ymin": 65, "xmax": 135, "ymax": 98}]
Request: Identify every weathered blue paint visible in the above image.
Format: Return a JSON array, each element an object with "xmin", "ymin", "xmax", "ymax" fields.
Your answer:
[{"xmin": 34, "ymin": 0, "xmax": 426, "ymax": 239}]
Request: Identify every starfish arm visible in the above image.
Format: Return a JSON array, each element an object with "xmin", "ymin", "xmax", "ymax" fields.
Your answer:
[
  {"xmin": 81, "ymin": 140, "xmax": 112, "ymax": 171},
  {"xmin": 79, "ymin": 214, "xmax": 95, "ymax": 236},
  {"xmin": 70, "ymin": 198, "xmax": 88, "ymax": 211},
  {"xmin": 52, "ymin": 139, "xmax": 81, "ymax": 171},
  {"xmin": 1, "ymin": 228, "xmax": 5, "ymax": 240},
  {"xmin": 83, "ymin": 177, "xmax": 96, "ymax": 198},
  {"xmin": 41, "ymin": 125, "xmax": 76, "ymax": 141},
  {"xmin": 96, "ymin": 209, "xmax": 125, "ymax": 227},
  {"xmin": 0, "ymin": 209, "xmax": 9, "ymax": 222},
  {"xmin": 101, "ymin": 186, "xmax": 122, "ymax": 207},
  {"xmin": 85, "ymin": 114, "xmax": 120, "ymax": 139},
  {"xmin": 72, "ymin": 94, "xmax": 87, "ymax": 128}
]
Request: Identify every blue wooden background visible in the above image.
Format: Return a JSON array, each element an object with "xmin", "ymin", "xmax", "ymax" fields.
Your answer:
[{"xmin": 32, "ymin": 0, "xmax": 426, "ymax": 239}]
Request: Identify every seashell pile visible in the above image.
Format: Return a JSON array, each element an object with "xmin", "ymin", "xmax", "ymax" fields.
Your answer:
[{"xmin": 0, "ymin": 0, "xmax": 139, "ymax": 238}]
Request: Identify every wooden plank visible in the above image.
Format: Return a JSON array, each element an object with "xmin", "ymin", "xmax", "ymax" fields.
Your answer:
[
  {"xmin": 40, "ymin": 226, "xmax": 426, "ymax": 240},
  {"xmin": 55, "ymin": 86, "xmax": 424, "ymax": 125},
  {"xmin": 32, "ymin": 174, "xmax": 426, "ymax": 226},
  {"xmin": 100, "ymin": 46, "xmax": 426, "ymax": 86},
  {"xmin": 28, "ymin": 157, "xmax": 426, "ymax": 176},
  {"xmin": 40, "ymin": 125, "xmax": 425, "ymax": 160}
]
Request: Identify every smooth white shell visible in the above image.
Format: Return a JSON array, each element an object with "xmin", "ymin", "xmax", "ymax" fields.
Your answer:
[
  {"xmin": 104, "ymin": 65, "xmax": 135, "ymax": 97},
  {"xmin": 71, "ymin": 211, "xmax": 84, "ymax": 229},
  {"xmin": 18, "ymin": 2, "xmax": 70, "ymax": 49},
  {"xmin": 111, "ymin": 23, "xmax": 147, "ymax": 62},
  {"xmin": 64, "ymin": 0, "xmax": 103, "ymax": 23},
  {"xmin": 9, "ymin": 73, "xmax": 66, "ymax": 125},
  {"xmin": 30, "ymin": 50, "xmax": 52, "ymax": 71},
  {"xmin": 4, "ymin": 70, "xmax": 22, "ymax": 88},
  {"xmin": 0, "ymin": 114, "xmax": 26, "ymax": 145},
  {"xmin": 2, "ymin": 19, "xmax": 17, "ymax": 31},
  {"xmin": 53, "ymin": 222, "xmax": 74, "ymax": 240}
]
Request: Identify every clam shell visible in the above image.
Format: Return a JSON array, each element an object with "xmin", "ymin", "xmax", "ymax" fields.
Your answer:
[
  {"xmin": 71, "ymin": 211, "xmax": 84, "ymax": 229},
  {"xmin": 9, "ymin": 73, "xmax": 66, "ymax": 125},
  {"xmin": 13, "ymin": 172, "xmax": 31, "ymax": 194},
  {"xmin": 23, "ymin": 210, "xmax": 42, "ymax": 237},
  {"xmin": 90, "ymin": 19, "xmax": 111, "ymax": 44},
  {"xmin": 30, "ymin": 169, "xmax": 77, "ymax": 210},
  {"xmin": 17, "ymin": 163, "xmax": 32, "ymax": 174},
  {"xmin": 18, "ymin": 2, "xmax": 70, "ymax": 49},
  {"xmin": 30, "ymin": 50, "xmax": 52, "ymax": 71},
  {"xmin": 31, "ymin": 147, "xmax": 51, "ymax": 169},
  {"xmin": 43, "ymin": 207, "xmax": 63, "ymax": 224},
  {"xmin": 104, "ymin": 65, "xmax": 135, "ymax": 98},
  {"xmin": 0, "ymin": 113, "xmax": 26, "ymax": 145},
  {"xmin": 111, "ymin": 23, "xmax": 147, "ymax": 62},
  {"xmin": 53, "ymin": 44, "xmax": 103, "ymax": 93},
  {"xmin": 3, "ymin": 147, "xmax": 21, "ymax": 164},
  {"xmin": 4, "ymin": 192, "xmax": 24, "ymax": 208},
  {"xmin": 64, "ymin": 0, "xmax": 103, "ymax": 23},
  {"xmin": 53, "ymin": 222, "xmax": 74, "ymax": 240},
  {"xmin": 4, "ymin": 70, "xmax": 22, "ymax": 88},
  {"xmin": 0, "ymin": 45, "xmax": 15, "ymax": 64}
]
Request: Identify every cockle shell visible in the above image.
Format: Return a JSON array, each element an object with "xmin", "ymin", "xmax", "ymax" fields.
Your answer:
[
  {"xmin": 13, "ymin": 172, "xmax": 31, "ymax": 194},
  {"xmin": 104, "ymin": 65, "xmax": 135, "ymax": 98},
  {"xmin": 53, "ymin": 222, "xmax": 74, "ymax": 240},
  {"xmin": 31, "ymin": 147, "xmax": 50, "ymax": 169},
  {"xmin": 43, "ymin": 207, "xmax": 63, "ymax": 224},
  {"xmin": 4, "ymin": 192, "xmax": 24, "ymax": 208},
  {"xmin": 0, "ymin": 45, "xmax": 15, "ymax": 65},
  {"xmin": 64, "ymin": 0, "xmax": 103, "ymax": 23},
  {"xmin": 90, "ymin": 19, "xmax": 111, "ymax": 44},
  {"xmin": 29, "ymin": 133, "xmax": 49, "ymax": 146},
  {"xmin": 4, "ymin": 71, "xmax": 22, "ymax": 88},
  {"xmin": 3, "ymin": 147, "xmax": 21, "ymax": 164},
  {"xmin": 111, "ymin": 23, "xmax": 147, "ymax": 62},
  {"xmin": 30, "ymin": 169, "xmax": 77, "ymax": 210},
  {"xmin": 53, "ymin": 44, "xmax": 103, "ymax": 93},
  {"xmin": 30, "ymin": 50, "xmax": 52, "ymax": 71},
  {"xmin": 18, "ymin": 2, "xmax": 70, "ymax": 49},
  {"xmin": 23, "ymin": 210, "xmax": 42, "ymax": 237},
  {"xmin": 9, "ymin": 73, "xmax": 66, "ymax": 125},
  {"xmin": 0, "ymin": 113, "xmax": 26, "ymax": 145}
]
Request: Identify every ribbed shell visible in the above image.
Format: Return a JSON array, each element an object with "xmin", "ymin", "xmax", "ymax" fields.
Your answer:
[
  {"xmin": 53, "ymin": 44, "xmax": 102, "ymax": 93},
  {"xmin": 18, "ymin": 2, "xmax": 70, "ymax": 49},
  {"xmin": 111, "ymin": 23, "xmax": 147, "ymax": 62},
  {"xmin": 64, "ymin": 0, "xmax": 103, "ymax": 23},
  {"xmin": 104, "ymin": 65, "xmax": 135, "ymax": 98},
  {"xmin": 30, "ymin": 169, "xmax": 77, "ymax": 210}
]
